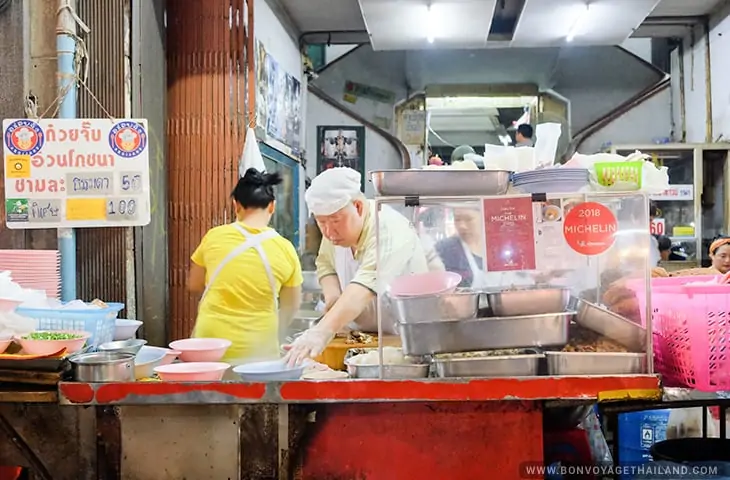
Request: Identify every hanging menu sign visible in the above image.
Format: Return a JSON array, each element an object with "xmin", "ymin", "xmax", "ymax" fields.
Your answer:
[
  {"xmin": 482, "ymin": 197, "xmax": 536, "ymax": 271},
  {"xmin": 2, "ymin": 118, "xmax": 151, "ymax": 229},
  {"xmin": 563, "ymin": 201, "xmax": 617, "ymax": 256}
]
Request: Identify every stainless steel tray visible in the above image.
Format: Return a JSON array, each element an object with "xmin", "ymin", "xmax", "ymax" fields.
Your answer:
[
  {"xmin": 486, "ymin": 287, "xmax": 570, "ymax": 317},
  {"xmin": 388, "ymin": 289, "xmax": 480, "ymax": 324},
  {"xmin": 398, "ymin": 312, "xmax": 573, "ymax": 356},
  {"xmin": 344, "ymin": 348, "xmax": 430, "ymax": 379},
  {"xmin": 370, "ymin": 169, "xmax": 511, "ymax": 197},
  {"xmin": 576, "ymin": 300, "xmax": 646, "ymax": 352},
  {"xmin": 433, "ymin": 349, "xmax": 543, "ymax": 378},
  {"xmin": 545, "ymin": 352, "xmax": 646, "ymax": 376}
]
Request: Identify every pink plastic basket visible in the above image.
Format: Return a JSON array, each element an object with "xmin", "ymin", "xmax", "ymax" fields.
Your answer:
[
  {"xmin": 625, "ymin": 276, "xmax": 720, "ymax": 328},
  {"xmin": 652, "ymin": 284, "xmax": 730, "ymax": 391}
]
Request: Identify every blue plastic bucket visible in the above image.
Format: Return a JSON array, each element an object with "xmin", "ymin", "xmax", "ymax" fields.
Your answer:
[{"xmin": 618, "ymin": 410, "xmax": 671, "ymax": 480}]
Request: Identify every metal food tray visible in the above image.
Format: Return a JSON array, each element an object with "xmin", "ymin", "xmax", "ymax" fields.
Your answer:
[
  {"xmin": 397, "ymin": 312, "xmax": 573, "ymax": 356},
  {"xmin": 388, "ymin": 289, "xmax": 480, "ymax": 324},
  {"xmin": 433, "ymin": 349, "xmax": 543, "ymax": 378},
  {"xmin": 575, "ymin": 300, "xmax": 646, "ymax": 352},
  {"xmin": 485, "ymin": 287, "xmax": 570, "ymax": 317},
  {"xmin": 545, "ymin": 352, "xmax": 646, "ymax": 376},
  {"xmin": 370, "ymin": 169, "xmax": 511, "ymax": 197},
  {"xmin": 344, "ymin": 348, "xmax": 430, "ymax": 379}
]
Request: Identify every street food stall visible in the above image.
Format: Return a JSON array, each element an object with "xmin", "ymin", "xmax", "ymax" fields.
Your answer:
[{"xmin": 6, "ymin": 151, "xmax": 730, "ymax": 479}]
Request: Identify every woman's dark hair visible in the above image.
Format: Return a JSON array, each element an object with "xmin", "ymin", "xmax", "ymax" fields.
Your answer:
[{"xmin": 231, "ymin": 168, "xmax": 282, "ymax": 209}]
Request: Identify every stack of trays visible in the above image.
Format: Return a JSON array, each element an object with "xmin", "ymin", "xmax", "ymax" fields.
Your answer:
[
  {"xmin": 390, "ymin": 287, "xmax": 574, "ymax": 378},
  {"xmin": 512, "ymin": 168, "xmax": 590, "ymax": 194}
]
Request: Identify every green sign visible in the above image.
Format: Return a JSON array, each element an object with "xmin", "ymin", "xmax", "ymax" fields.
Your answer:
[{"xmin": 344, "ymin": 81, "xmax": 396, "ymax": 104}]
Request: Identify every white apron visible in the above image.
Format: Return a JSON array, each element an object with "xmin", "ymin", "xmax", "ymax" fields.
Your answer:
[
  {"xmin": 460, "ymin": 240, "xmax": 489, "ymax": 290},
  {"xmin": 333, "ymin": 246, "xmax": 396, "ymax": 334},
  {"xmin": 195, "ymin": 224, "xmax": 280, "ymax": 366}
]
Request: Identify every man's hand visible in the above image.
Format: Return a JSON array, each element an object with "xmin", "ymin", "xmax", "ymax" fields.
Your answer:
[{"xmin": 283, "ymin": 325, "xmax": 335, "ymax": 366}]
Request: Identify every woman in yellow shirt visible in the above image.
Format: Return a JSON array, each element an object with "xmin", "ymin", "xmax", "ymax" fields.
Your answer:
[{"xmin": 187, "ymin": 168, "xmax": 303, "ymax": 364}]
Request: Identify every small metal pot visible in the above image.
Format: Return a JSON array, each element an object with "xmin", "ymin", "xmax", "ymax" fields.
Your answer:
[{"xmin": 70, "ymin": 352, "xmax": 135, "ymax": 382}]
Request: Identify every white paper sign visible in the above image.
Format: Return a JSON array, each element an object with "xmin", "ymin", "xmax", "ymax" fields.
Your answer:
[
  {"xmin": 650, "ymin": 185, "xmax": 693, "ymax": 201},
  {"xmin": 3, "ymin": 118, "xmax": 151, "ymax": 229},
  {"xmin": 651, "ymin": 218, "xmax": 666, "ymax": 236}
]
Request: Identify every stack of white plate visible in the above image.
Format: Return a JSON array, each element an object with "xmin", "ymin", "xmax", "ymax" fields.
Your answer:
[{"xmin": 513, "ymin": 168, "xmax": 590, "ymax": 194}]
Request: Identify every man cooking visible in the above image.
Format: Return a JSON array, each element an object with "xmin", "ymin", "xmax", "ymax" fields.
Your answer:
[{"xmin": 285, "ymin": 167, "xmax": 434, "ymax": 365}]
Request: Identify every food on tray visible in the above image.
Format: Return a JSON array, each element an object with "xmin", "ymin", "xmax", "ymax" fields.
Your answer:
[
  {"xmin": 347, "ymin": 347, "xmax": 412, "ymax": 366},
  {"xmin": 22, "ymin": 331, "xmax": 84, "ymax": 341},
  {"xmin": 345, "ymin": 331, "xmax": 374, "ymax": 345},
  {"xmin": 652, "ymin": 267, "xmax": 670, "ymax": 278},
  {"xmin": 563, "ymin": 324, "xmax": 628, "ymax": 353},
  {"xmin": 437, "ymin": 349, "xmax": 527, "ymax": 358},
  {"xmin": 91, "ymin": 299, "xmax": 109, "ymax": 308},
  {"xmin": 420, "ymin": 159, "xmax": 479, "ymax": 171},
  {"xmin": 670, "ymin": 267, "xmax": 719, "ymax": 277}
]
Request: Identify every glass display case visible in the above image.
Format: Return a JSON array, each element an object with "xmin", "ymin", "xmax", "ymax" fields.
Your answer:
[
  {"xmin": 612, "ymin": 143, "xmax": 730, "ymax": 269},
  {"xmin": 359, "ymin": 191, "xmax": 653, "ymax": 381}
]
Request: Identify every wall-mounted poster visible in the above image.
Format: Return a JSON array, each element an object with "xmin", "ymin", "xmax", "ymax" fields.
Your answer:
[
  {"xmin": 255, "ymin": 40, "xmax": 302, "ymax": 154},
  {"xmin": 316, "ymin": 126, "xmax": 366, "ymax": 191}
]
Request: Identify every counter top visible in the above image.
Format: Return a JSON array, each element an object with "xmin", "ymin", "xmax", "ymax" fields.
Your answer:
[{"xmin": 58, "ymin": 375, "xmax": 661, "ymax": 405}]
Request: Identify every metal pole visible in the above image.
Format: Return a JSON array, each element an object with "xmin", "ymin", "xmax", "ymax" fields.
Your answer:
[{"xmin": 57, "ymin": 0, "xmax": 77, "ymax": 301}]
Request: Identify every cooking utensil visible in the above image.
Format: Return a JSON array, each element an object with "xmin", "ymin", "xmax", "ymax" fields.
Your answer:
[
  {"xmin": 389, "ymin": 289, "xmax": 480, "ymax": 324},
  {"xmin": 545, "ymin": 352, "xmax": 646, "ymax": 376},
  {"xmin": 70, "ymin": 351, "xmax": 135, "ymax": 382},
  {"xmin": 575, "ymin": 300, "xmax": 646, "ymax": 352},
  {"xmin": 433, "ymin": 349, "xmax": 543, "ymax": 378},
  {"xmin": 370, "ymin": 169, "xmax": 511, "ymax": 196},
  {"xmin": 98, "ymin": 339, "xmax": 147, "ymax": 356},
  {"xmin": 398, "ymin": 312, "xmax": 573, "ymax": 356},
  {"xmin": 485, "ymin": 287, "xmax": 570, "ymax": 317},
  {"xmin": 343, "ymin": 347, "xmax": 429, "ymax": 379}
]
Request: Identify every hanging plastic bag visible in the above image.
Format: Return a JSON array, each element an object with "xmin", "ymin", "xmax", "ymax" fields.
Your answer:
[{"xmin": 238, "ymin": 127, "xmax": 266, "ymax": 177}]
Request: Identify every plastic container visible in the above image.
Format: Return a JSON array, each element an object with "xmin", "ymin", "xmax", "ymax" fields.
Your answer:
[
  {"xmin": 625, "ymin": 276, "xmax": 719, "ymax": 328},
  {"xmin": 15, "ymin": 330, "xmax": 91, "ymax": 355},
  {"xmin": 154, "ymin": 362, "xmax": 230, "ymax": 381},
  {"xmin": 0, "ymin": 337, "xmax": 12, "ymax": 353},
  {"xmin": 617, "ymin": 409, "xmax": 670, "ymax": 479},
  {"xmin": 388, "ymin": 271, "xmax": 461, "ymax": 297},
  {"xmin": 652, "ymin": 284, "xmax": 730, "ymax": 390},
  {"xmin": 15, "ymin": 302, "xmax": 124, "ymax": 348},
  {"xmin": 168, "ymin": 338, "xmax": 231, "ymax": 362}
]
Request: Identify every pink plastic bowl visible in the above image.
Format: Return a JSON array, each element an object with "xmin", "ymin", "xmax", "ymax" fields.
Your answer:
[
  {"xmin": 15, "ymin": 331, "xmax": 91, "ymax": 356},
  {"xmin": 389, "ymin": 271, "xmax": 462, "ymax": 297},
  {"xmin": 168, "ymin": 338, "xmax": 232, "ymax": 362},
  {"xmin": 0, "ymin": 337, "xmax": 12, "ymax": 354},
  {"xmin": 0, "ymin": 298, "xmax": 22, "ymax": 312},
  {"xmin": 154, "ymin": 362, "xmax": 230, "ymax": 381}
]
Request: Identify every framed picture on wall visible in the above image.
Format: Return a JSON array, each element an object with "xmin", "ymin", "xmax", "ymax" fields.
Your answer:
[{"xmin": 316, "ymin": 126, "xmax": 366, "ymax": 191}]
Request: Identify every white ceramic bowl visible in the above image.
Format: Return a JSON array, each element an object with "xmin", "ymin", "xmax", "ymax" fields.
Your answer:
[
  {"xmin": 114, "ymin": 319, "xmax": 143, "ymax": 341},
  {"xmin": 232, "ymin": 359, "xmax": 305, "ymax": 382}
]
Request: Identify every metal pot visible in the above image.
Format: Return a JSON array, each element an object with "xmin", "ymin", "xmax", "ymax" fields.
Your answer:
[{"xmin": 70, "ymin": 352, "xmax": 135, "ymax": 382}]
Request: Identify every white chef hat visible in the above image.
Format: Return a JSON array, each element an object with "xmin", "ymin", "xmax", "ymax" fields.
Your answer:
[{"xmin": 305, "ymin": 167, "xmax": 362, "ymax": 216}]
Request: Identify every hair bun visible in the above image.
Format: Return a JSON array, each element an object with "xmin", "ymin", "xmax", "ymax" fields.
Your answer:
[
  {"xmin": 241, "ymin": 168, "xmax": 266, "ymax": 186},
  {"xmin": 262, "ymin": 171, "xmax": 283, "ymax": 187}
]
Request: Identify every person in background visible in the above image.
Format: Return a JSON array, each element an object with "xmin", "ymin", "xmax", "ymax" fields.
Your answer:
[
  {"xmin": 709, "ymin": 237, "xmax": 730, "ymax": 274},
  {"xmin": 450, "ymin": 145, "xmax": 476, "ymax": 162},
  {"xmin": 649, "ymin": 203, "xmax": 661, "ymax": 267},
  {"xmin": 515, "ymin": 124, "xmax": 534, "ymax": 147},
  {"xmin": 656, "ymin": 235, "xmax": 672, "ymax": 262},
  {"xmin": 435, "ymin": 205, "xmax": 486, "ymax": 289},
  {"xmin": 188, "ymin": 168, "xmax": 303, "ymax": 364},
  {"xmin": 284, "ymin": 167, "xmax": 443, "ymax": 365}
]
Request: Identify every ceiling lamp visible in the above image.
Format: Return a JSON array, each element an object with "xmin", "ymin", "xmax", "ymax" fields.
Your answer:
[
  {"xmin": 566, "ymin": 3, "xmax": 591, "ymax": 42},
  {"xmin": 426, "ymin": 4, "xmax": 437, "ymax": 44}
]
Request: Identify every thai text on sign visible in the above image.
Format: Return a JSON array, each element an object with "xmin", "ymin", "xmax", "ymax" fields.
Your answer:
[{"xmin": 2, "ymin": 119, "xmax": 151, "ymax": 229}]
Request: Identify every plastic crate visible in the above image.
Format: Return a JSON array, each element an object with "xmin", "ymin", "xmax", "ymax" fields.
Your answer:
[{"xmin": 16, "ymin": 302, "xmax": 125, "ymax": 348}]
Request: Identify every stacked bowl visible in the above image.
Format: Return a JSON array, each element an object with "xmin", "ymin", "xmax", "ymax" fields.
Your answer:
[{"xmin": 512, "ymin": 168, "xmax": 590, "ymax": 194}]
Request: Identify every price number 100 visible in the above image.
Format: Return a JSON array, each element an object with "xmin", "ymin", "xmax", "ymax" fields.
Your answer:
[{"xmin": 107, "ymin": 199, "xmax": 137, "ymax": 219}]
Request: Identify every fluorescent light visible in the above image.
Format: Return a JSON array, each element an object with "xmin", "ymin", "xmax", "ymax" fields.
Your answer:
[
  {"xmin": 566, "ymin": 3, "xmax": 590, "ymax": 42},
  {"xmin": 426, "ymin": 5, "xmax": 436, "ymax": 44}
]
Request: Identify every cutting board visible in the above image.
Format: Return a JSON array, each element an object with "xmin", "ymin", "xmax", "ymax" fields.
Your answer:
[{"xmin": 315, "ymin": 335, "xmax": 401, "ymax": 371}]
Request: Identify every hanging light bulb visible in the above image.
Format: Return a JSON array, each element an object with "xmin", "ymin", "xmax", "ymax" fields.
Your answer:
[{"xmin": 426, "ymin": 5, "xmax": 436, "ymax": 44}]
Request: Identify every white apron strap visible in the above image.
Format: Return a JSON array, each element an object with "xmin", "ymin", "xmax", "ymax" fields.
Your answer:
[{"xmin": 199, "ymin": 225, "xmax": 279, "ymax": 306}]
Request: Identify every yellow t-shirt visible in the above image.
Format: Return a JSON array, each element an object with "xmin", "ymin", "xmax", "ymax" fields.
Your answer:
[{"xmin": 191, "ymin": 222, "xmax": 303, "ymax": 362}]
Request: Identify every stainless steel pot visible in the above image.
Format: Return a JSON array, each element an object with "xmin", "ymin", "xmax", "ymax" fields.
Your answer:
[{"xmin": 70, "ymin": 352, "xmax": 135, "ymax": 382}]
